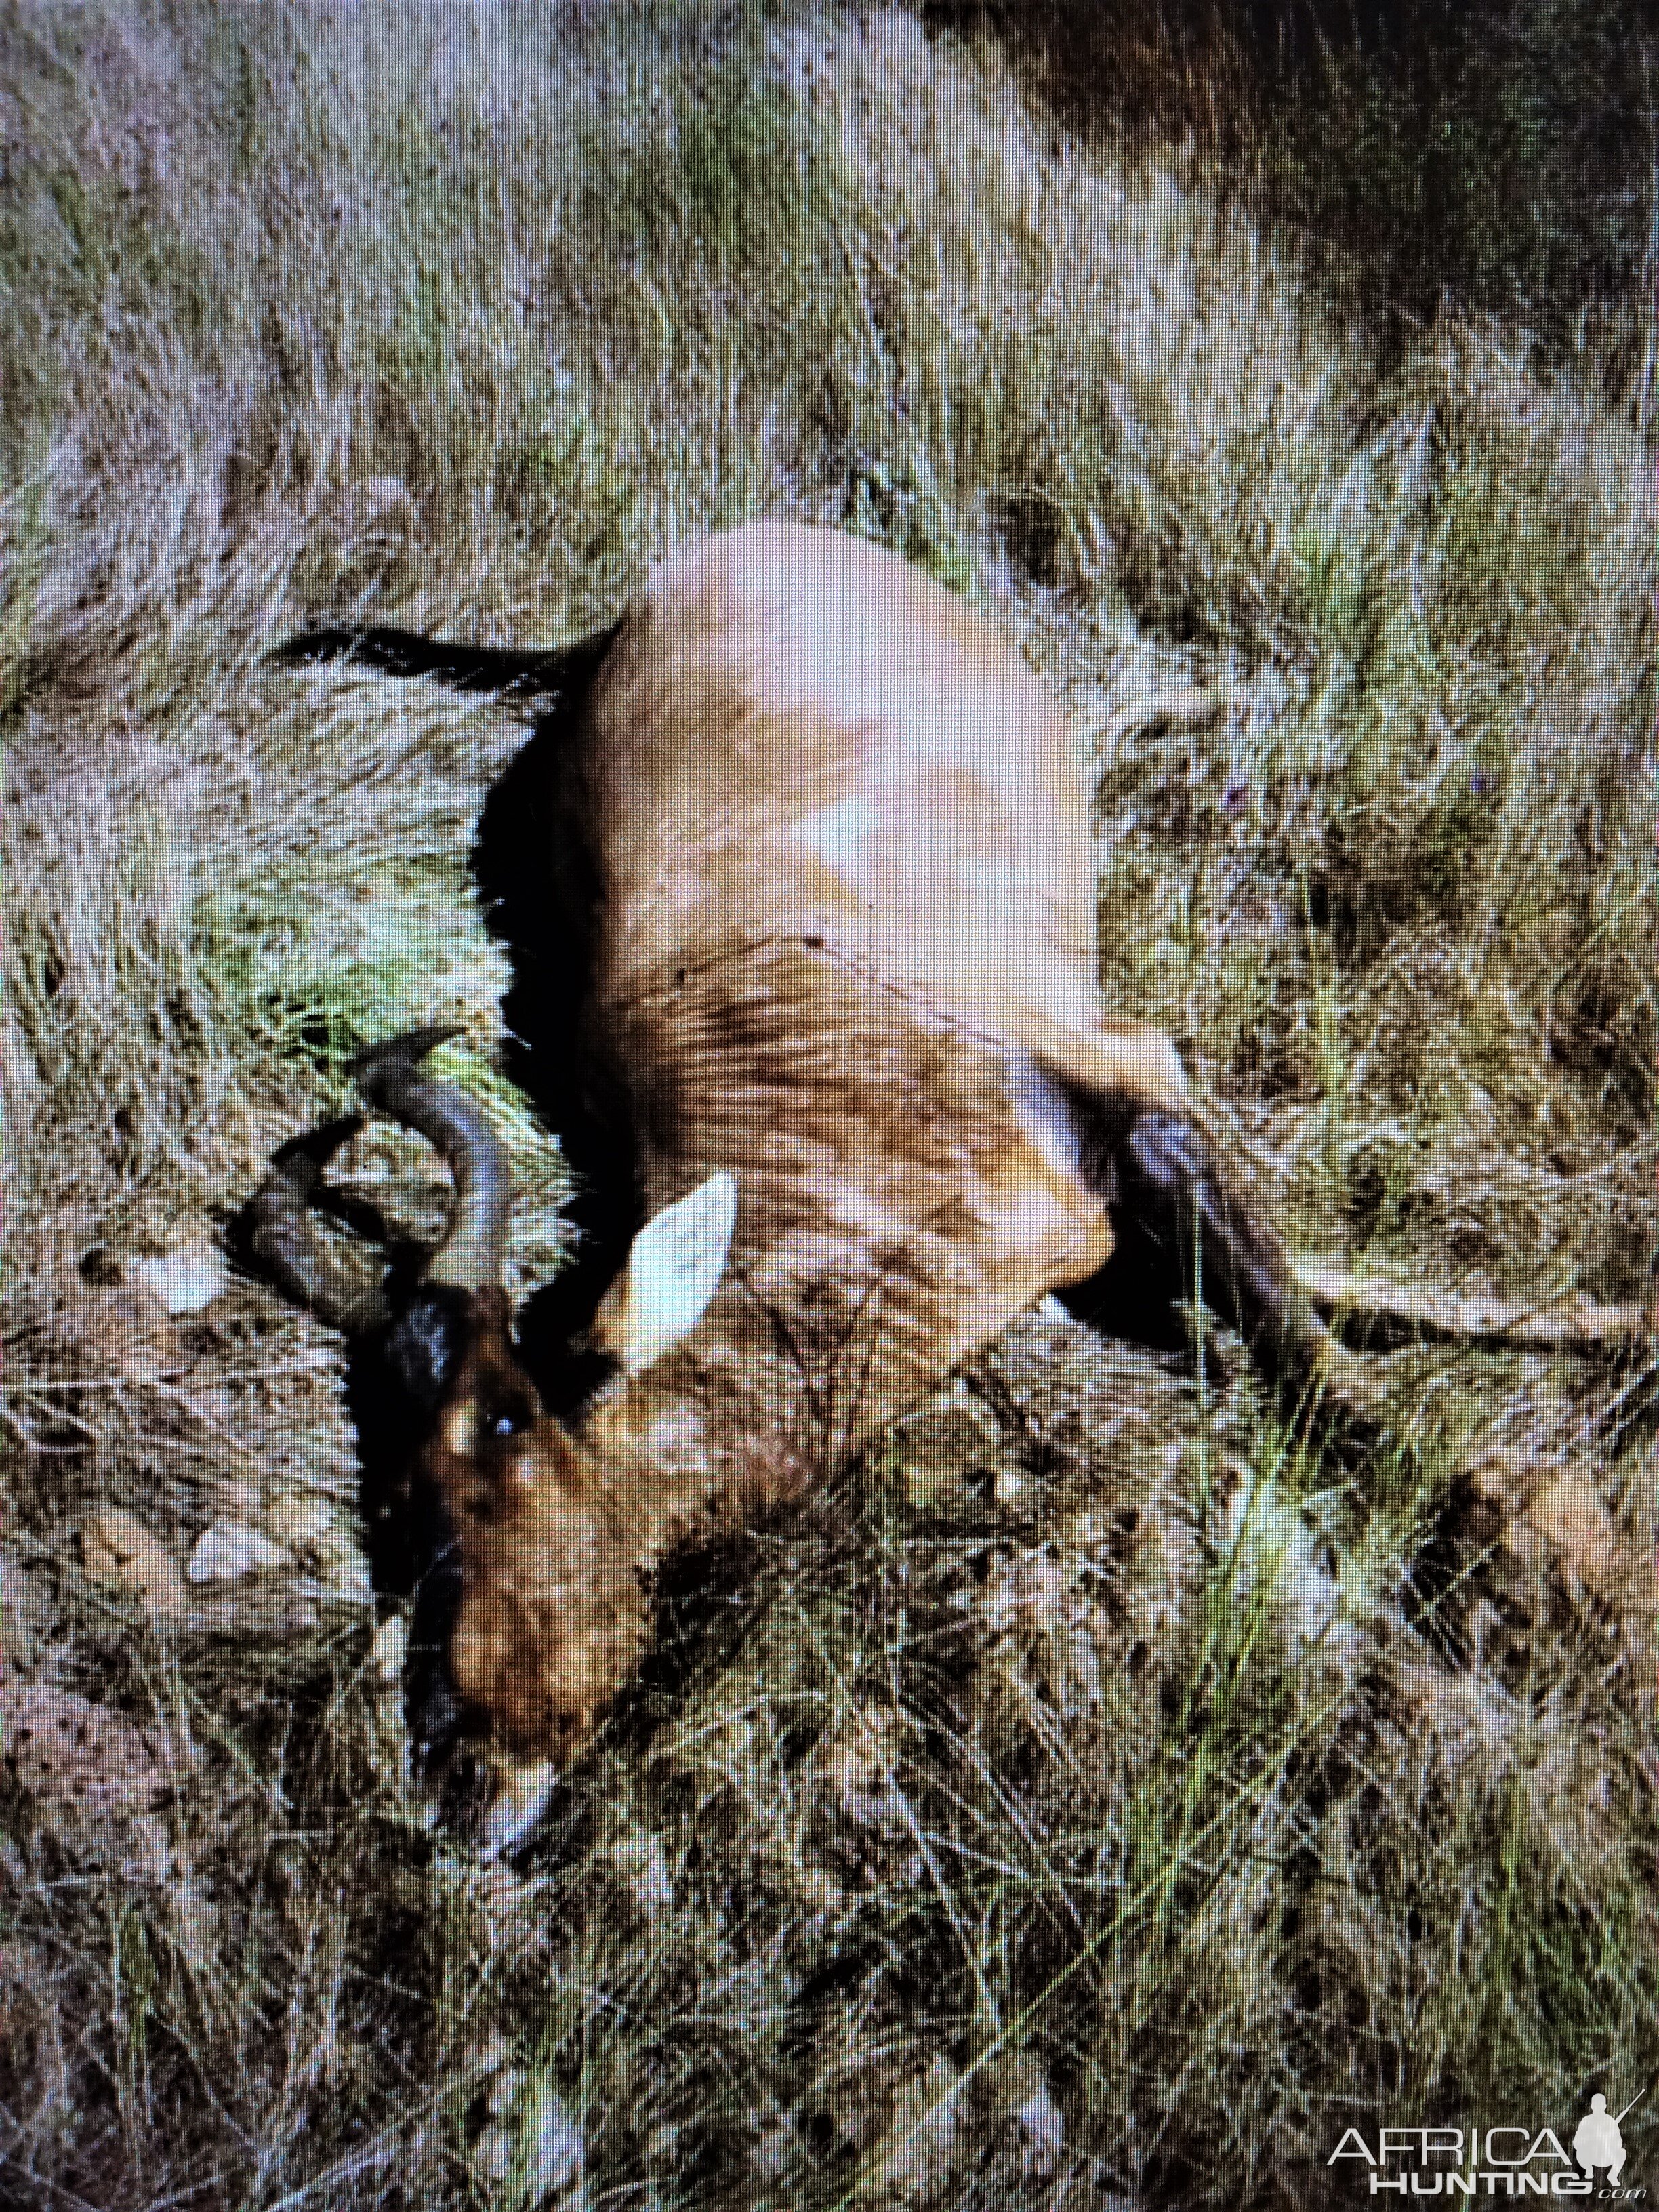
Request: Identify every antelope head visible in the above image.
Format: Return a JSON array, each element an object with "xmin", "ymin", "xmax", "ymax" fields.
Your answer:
[{"xmin": 251, "ymin": 1029, "xmax": 735, "ymax": 1851}]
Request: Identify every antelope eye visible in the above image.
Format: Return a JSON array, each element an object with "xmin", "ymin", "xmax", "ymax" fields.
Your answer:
[{"xmin": 489, "ymin": 1398, "xmax": 535, "ymax": 1440}]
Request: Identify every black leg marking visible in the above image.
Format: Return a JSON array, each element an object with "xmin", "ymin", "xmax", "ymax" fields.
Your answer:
[
  {"xmin": 472, "ymin": 668, "xmax": 638, "ymax": 1416},
  {"xmin": 1129, "ymin": 1110, "xmax": 1312, "ymax": 1391},
  {"xmin": 1058, "ymin": 1100, "xmax": 1328, "ymax": 1416},
  {"xmin": 403, "ymin": 1492, "xmax": 473, "ymax": 1779}
]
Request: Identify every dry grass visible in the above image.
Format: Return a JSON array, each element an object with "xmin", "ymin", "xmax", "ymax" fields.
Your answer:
[
  {"xmin": 934, "ymin": 0, "xmax": 1658, "ymax": 369},
  {"xmin": 2, "ymin": 4, "xmax": 1654, "ymax": 2207}
]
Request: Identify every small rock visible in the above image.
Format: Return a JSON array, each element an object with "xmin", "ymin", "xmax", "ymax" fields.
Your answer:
[
  {"xmin": 186, "ymin": 1522, "xmax": 288, "ymax": 1583},
  {"xmin": 876, "ymin": 2055, "xmax": 961, "ymax": 2205},
  {"xmin": 750, "ymin": 2121, "xmax": 792, "ymax": 2180},
  {"xmin": 488, "ymin": 2064, "xmax": 527, "ymax": 2118},
  {"xmin": 611, "ymin": 1832, "xmax": 674, "ymax": 1916},
  {"xmin": 473, "ymin": 2121, "xmax": 516, "ymax": 2182},
  {"xmin": 131, "ymin": 1240, "xmax": 226, "ymax": 1315},
  {"xmin": 268, "ymin": 1496, "xmax": 340, "ymax": 1570},
  {"xmin": 1523, "ymin": 1472, "xmax": 1621, "ymax": 1593},
  {"xmin": 977, "ymin": 2053, "xmax": 1064, "ymax": 2178},
  {"xmin": 472, "ymin": 2085, "xmax": 587, "ymax": 2206},
  {"xmin": 518, "ymin": 2083, "xmax": 586, "ymax": 2207},
  {"xmin": 823, "ymin": 1709, "xmax": 903, "ymax": 1830},
  {"xmin": 0, "ymin": 1680, "xmax": 180, "ymax": 1820},
  {"xmin": 81, "ymin": 1509, "xmax": 186, "ymax": 1620},
  {"xmin": 798, "ymin": 1862, "xmax": 846, "ymax": 1914},
  {"xmin": 1012, "ymin": 2072, "xmax": 1064, "ymax": 2179}
]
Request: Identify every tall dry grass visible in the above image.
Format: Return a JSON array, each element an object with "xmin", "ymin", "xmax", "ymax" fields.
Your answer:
[
  {"xmin": 1, "ymin": 4, "xmax": 1654, "ymax": 2207},
  {"xmin": 935, "ymin": 0, "xmax": 1658, "ymax": 369}
]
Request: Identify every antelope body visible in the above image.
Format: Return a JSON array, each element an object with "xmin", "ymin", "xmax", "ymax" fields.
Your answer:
[{"xmin": 259, "ymin": 522, "xmax": 1324, "ymax": 1847}]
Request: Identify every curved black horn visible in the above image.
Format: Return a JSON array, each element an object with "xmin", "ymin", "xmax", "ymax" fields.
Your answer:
[
  {"xmin": 249, "ymin": 1114, "xmax": 392, "ymax": 1331},
  {"xmin": 352, "ymin": 1028, "xmax": 510, "ymax": 1292}
]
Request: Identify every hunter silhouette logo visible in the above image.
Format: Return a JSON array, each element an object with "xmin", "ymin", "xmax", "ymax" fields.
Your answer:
[
  {"xmin": 1575, "ymin": 2095, "xmax": 1639, "ymax": 2190},
  {"xmin": 1328, "ymin": 2088, "xmax": 1647, "ymax": 2198}
]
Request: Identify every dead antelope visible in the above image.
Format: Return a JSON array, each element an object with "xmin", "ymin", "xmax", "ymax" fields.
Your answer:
[{"xmin": 256, "ymin": 521, "xmax": 1352, "ymax": 1849}]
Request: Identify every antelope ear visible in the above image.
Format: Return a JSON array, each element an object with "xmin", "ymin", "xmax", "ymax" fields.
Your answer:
[{"xmin": 616, "ymin": 1171, "xmax": 736, "ymax": 1378}]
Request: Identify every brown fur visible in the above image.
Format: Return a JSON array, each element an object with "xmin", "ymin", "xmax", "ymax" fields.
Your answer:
[
  {"xmin": 407, "ymin": 1291, "xmax": 652, "ymax": 1763},
  {"xmin": 273, "ymin": 523, "xmax": 1323, "ymax": 1794}
]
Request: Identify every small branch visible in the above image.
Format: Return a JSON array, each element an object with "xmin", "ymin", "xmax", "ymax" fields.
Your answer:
[
  {"xmin": 1088, "ymin": 683, "xmax": 1222, "ymax": 756},
  {"xmin": 1296, "ymin": 1263, "xmax": 1653, "ymax": 1354},
  {"xmin": 0, "ymin": 1354, "xmax": 338, "ymax": 1397}
]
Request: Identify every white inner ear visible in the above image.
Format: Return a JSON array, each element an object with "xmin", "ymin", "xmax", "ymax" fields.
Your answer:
[{"xmin": 617, "ymin": 1170, "xmax": 736, "ymax": 1378}]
